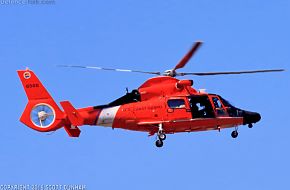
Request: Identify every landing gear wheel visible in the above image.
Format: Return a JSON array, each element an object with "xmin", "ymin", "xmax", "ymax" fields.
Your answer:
[
  {"xmin": 231, "ymin": 131, "xmax": 238, "ymax": 138},
  {"xmin": 248, "ymin": 123, "xmax": 253, "ymax": 128},
  {"xmin": 158, "ymin": 133, "xmax": 166, "ymax": 141},
  {"xmin": 155, "ymin": 140, "xmax": 163, "ymax": 148}
]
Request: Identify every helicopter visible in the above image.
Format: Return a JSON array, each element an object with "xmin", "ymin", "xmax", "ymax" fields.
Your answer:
[{"xmin": 17, "ymin": 41, "xmax": 284, "ymax": 147}]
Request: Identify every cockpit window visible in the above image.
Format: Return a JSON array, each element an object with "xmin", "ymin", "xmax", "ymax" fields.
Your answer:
[
  {"xmin": 212, "ymin": 97, "xmax": 223, "ymax": 108},
  {"xmin": 211, "ymin": 96, "xmax": 227, "ymax": 116},
  {"xmin": 167, "ymin": 99, "xmax": 186, "ymax": 109}
]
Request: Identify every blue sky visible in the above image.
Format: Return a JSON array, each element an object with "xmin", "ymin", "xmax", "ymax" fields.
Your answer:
[{"xmin": 1, "ymin": 0, "xmax": 289, "ymax": 189}]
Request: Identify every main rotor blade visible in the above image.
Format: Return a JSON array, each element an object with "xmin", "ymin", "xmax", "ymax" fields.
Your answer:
[
  {"xmin": 58, "ymin": 65, "xmax": 161, "ymax": 75},
  {"xmin": 174, "ymin": 41, "xmax": 203, "ymax": 71},
  {"xmin": 177, "ymin": 69, "xmax": 285, "ymax": 76}
]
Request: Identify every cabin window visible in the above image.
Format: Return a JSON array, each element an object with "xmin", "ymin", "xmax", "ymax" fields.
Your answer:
[
  {"xmin": 188, "ymin": 96, "xmax": 215, "ymax": 118},
  {"xmin": 167, "ymin": 99, "xmax": 186, "ymax": 109}
]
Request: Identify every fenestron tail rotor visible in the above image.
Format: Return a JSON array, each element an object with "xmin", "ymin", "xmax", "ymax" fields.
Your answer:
[
  {"xmin": 30, "ymin": 104, "xmax": 55, "ymax": 128},
  {"xmin": 57, "ymin": 41, "xmax": 285, "ymax": 77}
]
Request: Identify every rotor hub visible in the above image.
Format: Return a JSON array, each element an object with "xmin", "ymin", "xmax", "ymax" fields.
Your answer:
[
  {"xmin": 163, "ymin": 69, "xmax": 177, "ymax": 77},
  {"xmin": 38, "ymin": 111, "xmax": 49, "ymax": 121}
]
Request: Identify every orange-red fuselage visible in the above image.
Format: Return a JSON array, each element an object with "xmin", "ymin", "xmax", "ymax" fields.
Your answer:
[{"xmin": 17, "ymin": 69, "xmax": 261, "ymax": 139}]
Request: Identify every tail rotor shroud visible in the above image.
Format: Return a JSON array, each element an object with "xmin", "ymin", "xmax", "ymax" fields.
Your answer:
[
  {"xmin": 17, "ymin": 69, "xmax": 82, "ymax": 137},
  {"xmin": 30, "ymin": 104, "xmax": 56, "ymax": 128}
]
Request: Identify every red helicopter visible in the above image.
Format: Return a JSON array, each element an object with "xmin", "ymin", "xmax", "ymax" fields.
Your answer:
[{"xmin": 17, "ymin": 41, "xmax": 284, "ymax": 147}]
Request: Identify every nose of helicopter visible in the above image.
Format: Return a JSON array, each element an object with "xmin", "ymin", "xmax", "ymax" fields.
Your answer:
[{"xmin": 243, "ymin": 111, "xmax": 261, "ymax": 124}]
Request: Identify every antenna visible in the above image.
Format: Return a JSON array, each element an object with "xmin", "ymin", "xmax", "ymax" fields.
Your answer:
[{"xmin": 126, "ymin": 87, "xmax": 129, "ymax": 94}]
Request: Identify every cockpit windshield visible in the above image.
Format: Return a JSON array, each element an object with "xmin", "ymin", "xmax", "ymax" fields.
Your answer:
[
  {"xmin": 219, "ymin": 96, "xmax": 235, "ymax": 108},
  {"xmin": 218, "ymin": 96, "xmax": 243, "ymax": 117}
]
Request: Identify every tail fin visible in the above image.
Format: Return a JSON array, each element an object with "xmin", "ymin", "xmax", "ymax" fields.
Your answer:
[
  {"xmin": 17, "ymin": 69, "xmax": 54, "ymax": 101},
  {"xmin": 17, "ymin": 69, "xmax": 66, "ymax": 132}
]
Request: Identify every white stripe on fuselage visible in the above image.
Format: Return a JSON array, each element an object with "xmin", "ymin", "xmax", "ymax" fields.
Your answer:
[{"xmin": 97, "ymin": 106, "xmax": 120, "ymax": 127}]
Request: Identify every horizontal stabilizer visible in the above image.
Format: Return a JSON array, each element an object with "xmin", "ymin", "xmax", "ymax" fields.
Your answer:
[
  {"xmin": 60, "ymin": 101, "xmax": 84, "ymax": 126},
  {"xmin": 64, "ymin": 125, "xmax": 81, "ymax": 137}
]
